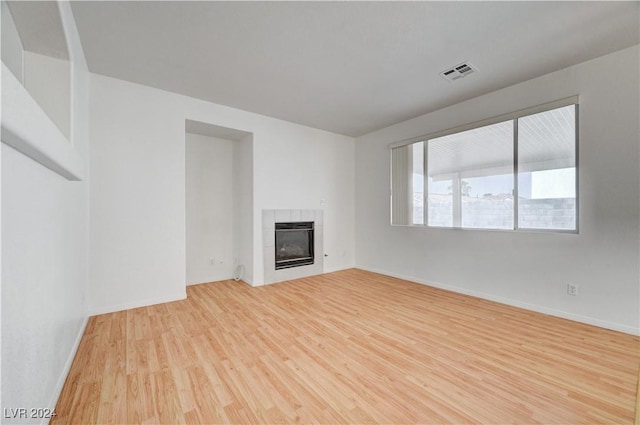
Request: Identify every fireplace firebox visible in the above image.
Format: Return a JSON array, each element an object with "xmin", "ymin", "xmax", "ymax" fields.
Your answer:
[{"xmin": 275, "ymin": 221, "xmax": 314, "ymax": 270}]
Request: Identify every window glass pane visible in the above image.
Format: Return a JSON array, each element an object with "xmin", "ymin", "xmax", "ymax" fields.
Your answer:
[
  {"xmin": 428, "ymin": 120, "xmax": 514, "ymax": 229},
  {"xmin": 428, "ymin": 177, "xmax": 453, "ymax": 227},
  {"xmin": 518, "ymin": 105, "xmax": 576, "ymax": 230},
  {"xmin": 461, "ymin": 174, "xmax": 514, "ymax": 229}
]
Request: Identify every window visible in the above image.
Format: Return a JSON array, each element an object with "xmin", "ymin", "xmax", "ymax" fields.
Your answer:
[{"xmin": 391, "ymin": 99, "xmax": 578, "ymax": 232}]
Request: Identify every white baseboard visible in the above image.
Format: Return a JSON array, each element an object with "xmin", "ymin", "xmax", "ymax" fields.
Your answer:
[
  {"xmin": 241, "ymin": 277, "xmax": 255, "ymax": 286},
  {"xmin": 89, "ymin": 292, "xmax": 187, "ymax": 316},
  {"xmin": 356, "ymin": 265, "xmax": 639, "ymax": 336},
  {"xmin": 186, "ymin": 273, "xmax": 236, "ymax": 286},
  {"xmin": 187, "ymin": 278, "xmax": 232, "ymax": 286},
  {"xmin": 44, "ymin": 316, "xmax": 88, "ymax": 425},
  {"xmin": 323, "ymin": 264, "xmax": 355, "ymax": 274}
]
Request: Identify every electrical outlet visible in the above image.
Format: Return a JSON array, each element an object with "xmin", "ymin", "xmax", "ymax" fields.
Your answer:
[{"xmin": 567, "ymin": 283, "xmax": 578, "ymax": 296}]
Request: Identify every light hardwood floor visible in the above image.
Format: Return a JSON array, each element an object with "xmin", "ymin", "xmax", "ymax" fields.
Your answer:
[{"xmin": 53, "ymin": 269, "xmax": 639, "ymax": 424}]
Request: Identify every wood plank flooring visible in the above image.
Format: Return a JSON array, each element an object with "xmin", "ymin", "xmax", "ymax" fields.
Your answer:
[{"xmin": 53, "ymin": 269, "xmax": 640, "ymax": 424}]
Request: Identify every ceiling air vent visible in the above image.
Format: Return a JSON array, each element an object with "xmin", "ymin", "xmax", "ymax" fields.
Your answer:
[{"xmin": 439, "ymin": 61, "xmax": 478, "ymax": 82}]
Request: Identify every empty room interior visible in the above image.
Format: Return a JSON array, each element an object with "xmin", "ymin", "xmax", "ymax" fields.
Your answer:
[{"xmin": 2, "ymin": 1, "xmax": 640, "ymax": 424}]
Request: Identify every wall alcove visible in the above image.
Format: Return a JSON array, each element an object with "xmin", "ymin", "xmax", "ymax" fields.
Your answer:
[{"xmin": 184, "ymin": 119, "xmax": 254, "ymax": 285}]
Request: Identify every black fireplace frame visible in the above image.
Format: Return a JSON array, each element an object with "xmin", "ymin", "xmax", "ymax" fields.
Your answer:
[{"xmin": 274, "ymin": 221, "xmax": 314, "ymax": 270}]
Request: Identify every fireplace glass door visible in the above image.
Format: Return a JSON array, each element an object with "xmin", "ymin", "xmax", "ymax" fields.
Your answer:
[{"xmin": 275, "ymin": 222, "xmax": 314, "ymax": 270}]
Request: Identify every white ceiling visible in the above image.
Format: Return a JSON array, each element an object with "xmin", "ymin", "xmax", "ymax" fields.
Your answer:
[
  {"xmin": 7, "ymin": 0, "xmax": 69, "ymax": 59},
  {"xmin": 70, "ymin": 1, "xmax": 639, "ymax": 137}
]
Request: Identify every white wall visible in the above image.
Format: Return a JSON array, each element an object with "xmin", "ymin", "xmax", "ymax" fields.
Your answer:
[
  {"xmin": 355, "ymin": 45, "xmax": 640, "ymax": 335},
  {"xmin": 251, "ymin": 121, "xmax": 356, "ymax": 277},
  {"xmin": 1, "ymin": 2, "xmax": 90, "ymax": 422},
  {"xmin": 23, "ymin": 51, "xmax": 71, "ymax": 141},
  {"xmin": 88, "ymin": 76, "xmax": 187, "ymax": 313},
  {"xmin": 185, "ymin": 133, "xmax": 235, "ymax": 284},
  {"xmin": 89, "ymin": 73, "xmax": 354, "ymax": 313}
]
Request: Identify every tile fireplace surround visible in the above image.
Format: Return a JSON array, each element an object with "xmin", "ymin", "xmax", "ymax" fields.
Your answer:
[{"xmin": 262, "ymin": 209, "xmax": 324, "ymax": 285}]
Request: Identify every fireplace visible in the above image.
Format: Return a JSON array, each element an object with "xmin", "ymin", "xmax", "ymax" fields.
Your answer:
[
  {"xmin": 275, "ymin": 221, "xmax": 314, "ymax": 270},
  {"xmin": 263, "ymin": 210, "xmax": 323, "ymax": 284}
]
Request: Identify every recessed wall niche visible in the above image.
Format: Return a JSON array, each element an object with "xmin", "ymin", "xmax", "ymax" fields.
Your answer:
[
  {"xmin": 2, "ymin": 0, "xmax": 71, "ymax": 141},
  {"xmin": 184, "ymin": 120, "xmax": 254, "ymax": 286}
]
